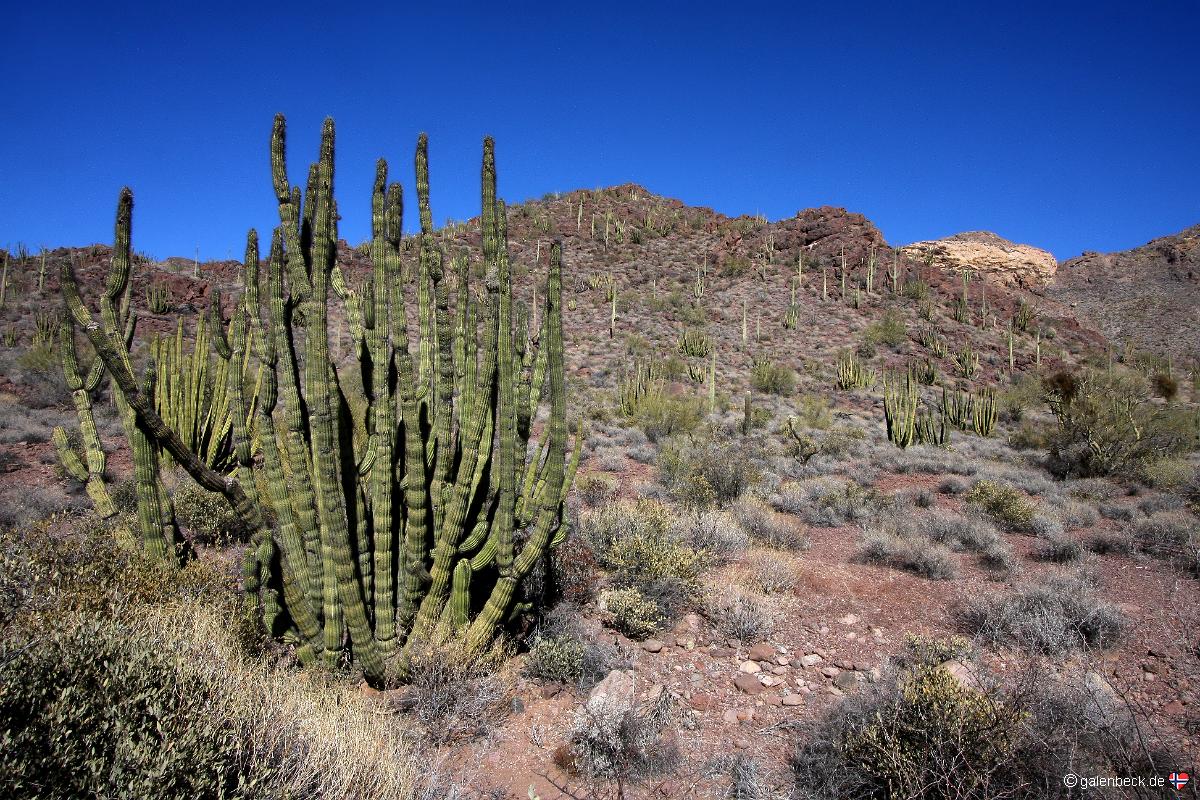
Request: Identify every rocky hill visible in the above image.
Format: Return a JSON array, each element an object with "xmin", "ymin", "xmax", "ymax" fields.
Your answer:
[
  {"xmin": 898, "ymin": 231, "xmax": 1058, "ymax": 290},
  {"xmin": 1049, "ymin": 223, "xmax": 1200, "ymax": 358}
]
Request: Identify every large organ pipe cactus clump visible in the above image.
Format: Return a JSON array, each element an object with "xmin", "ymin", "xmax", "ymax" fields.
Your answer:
[{"xmin": 61, "ymin": 116, "xmax": 580, "ymax": 684}]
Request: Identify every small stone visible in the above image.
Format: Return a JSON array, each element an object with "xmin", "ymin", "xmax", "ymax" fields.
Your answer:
[
  {"xmin": 821, "ymin": 666, "xmax": 840, "ymax": 679},
  {"xmin": 747, "ymin": 643, "xmax": 775, "ymax": 661},
  {"xmin": 690, "ymin": 693, "xmax": 717, "ymax": 711},
  {"xmin": 772, "ymin": 666, "xmax": 788, "ymax": 675},
  {"xmin": 1143, "ymin": 672, "xmax": 1156, "ymax": 682},
  {"xmin": 641, "ymin": 639, "xmax": 665, "ymax": 653},
  {"xmin": 854, "ymin": 661, "xmax": 873, "ymax": 673},
  {"xmin": 817, "ymin": 624, "xmax": 830, "ymax": 635},
  {"xmin": 827, "ymin": 686, "xmax": 845, "ymax": 696},
  {"xmin": 710, "ymin": 646, "xmax": 734, "ymax": 658},
  {"xmin": 776, "ymin": 656, "xmax": 791, "ymax": 666},
  {"xmin": 800, "ymin": 654, "xmax": 824, "ymax": 667},
  {"xmin": 765, "ymin": 694, "xmax": 783, "ymax": 707},
  {"xmin": 782, "ymin": 694, "xmax": 804, "ymax": 707},
  {"xmin": 734, "ymin": 674, "xmax": 767, "ymax": 695},
  {"xmin": 845, "ymin": 632, "xmax": 858, "ymax": 640},
  {"xmin": 761, "ymin": 675, "xmax": 777, "ymax": 687},
  {"xmin": 839, "ymin": 613, "xmax": 860, "ymax": 626},
  {"xmin": 723, "ymin": 708, "xmax": 741, "ymax": 724},
  {"xmin": 737, "ymin": 709, "xmax": 755, "ymax": 722},
  {"xmin": 735, "ymin": 738, "xmax": 752, "ymax": 750},
  {"xmin": 834, "ymin": 659, "xmax": 855, "ymax": 671},
  {"xmin": 1142, "ymin": 660, "xmax": 1162, "ymax": 675},
  {"xmin": 740, "ymin": 660, "xmax": 762, "ymax": 674},
  {"xmin": 541, "ymin": 683, "xmax": 562, "ymax": 699}
]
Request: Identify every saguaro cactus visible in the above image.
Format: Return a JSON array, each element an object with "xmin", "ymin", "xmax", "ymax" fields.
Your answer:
[{"xmin": 62, "ymin": 117, "xmax": 580, "ymax": 683}]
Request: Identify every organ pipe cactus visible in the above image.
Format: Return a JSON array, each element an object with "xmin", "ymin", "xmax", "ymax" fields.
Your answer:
[
  {"xmin": 61, "ymin": 117, "xmax": 580, "ymax": 683},
  {"xmin": 882, "ymin": 373, "xmax": 918, "ymax": 449},
  {"xmin": 836, "ymin": 350, "xmax": 876, "ymax": 390},
  {"xmin": 972, "ymin": 387, "xmax": 998, "ymax": 437},
  {"xmin": 146, "ymin": 282, "xmax": 172, "ymax": 313}
]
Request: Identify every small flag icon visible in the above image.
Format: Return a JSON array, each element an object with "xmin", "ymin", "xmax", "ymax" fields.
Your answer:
[{"xmin": 1168, "ymin": 772, "xmax": 1190, "ymax": 790}]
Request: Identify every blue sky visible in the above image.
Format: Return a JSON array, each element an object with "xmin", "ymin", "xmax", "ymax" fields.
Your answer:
[{"xmin": 2, "ymin": 1, "xmax": 1197, "ymax": 261}]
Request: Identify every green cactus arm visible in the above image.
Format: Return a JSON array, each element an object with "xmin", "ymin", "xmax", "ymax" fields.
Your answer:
[{"xmin": 53, "ymin": 426, "xmax": 88, "ymax": 482}]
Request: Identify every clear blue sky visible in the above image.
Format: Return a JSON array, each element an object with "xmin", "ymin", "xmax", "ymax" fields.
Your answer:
[{"xmin": 2, "ymin": 1, "xmax": 1197, "ymax": 261}]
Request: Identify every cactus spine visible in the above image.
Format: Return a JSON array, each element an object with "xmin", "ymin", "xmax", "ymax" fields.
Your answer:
[
  {"xmin": 0, "ymin": 252, "xmax": 7, "ymax": 309},
  {"xmin": 61, "ymin": 118, "xmax": 579, "ymax": 683}
]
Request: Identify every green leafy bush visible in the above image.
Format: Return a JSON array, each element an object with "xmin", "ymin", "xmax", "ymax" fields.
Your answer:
[
  {"xmin": 964, "ymin": 480, "xmax": 1035, "ymax": 531},
  {"xmin": 750, "ymin": 359, "xmax": 796, "ymax": 395},
  {"xmin": 600, "ymin": 588, "xmax": 662, "ymax": 639},
  {"xmin": 1042, "ymin": 367, "xmax": 1194, "ymax": 479},
  {"xmin": 863, "ymin": 309, "xmax": 907, "ymax": 348},
  {"xmin": 0, "ymin": 617, "xmax": 273, "ymax": 800}
]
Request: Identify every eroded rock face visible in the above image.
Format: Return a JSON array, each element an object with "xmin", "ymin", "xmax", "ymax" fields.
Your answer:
[{"xmin": 899, "ymin": 231, "xmax": 1058, "ymax": 289}]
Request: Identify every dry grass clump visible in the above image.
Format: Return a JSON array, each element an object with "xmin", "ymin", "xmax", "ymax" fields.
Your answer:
[
  {"xmin": 702, "ymin": 583, "xmax": 780, "ymax": 643},
  {"xmin": 732, "ymin": 496, "xmax": 809, "ymax": 549},
  {"xmin": 731, "ymin": 548, "xmax": 801, "ymax": 594}
]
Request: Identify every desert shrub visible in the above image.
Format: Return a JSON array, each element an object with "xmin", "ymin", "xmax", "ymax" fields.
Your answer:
[
  {"xmin": 0, "ymin": 541, "xmax": 424, "ymax": 800},
  {"xmin": 1098, "ymin": 502, "xmax": 1135, "ymax": 522},
  {"xmin": 964, "ymin": 480, "xmax": 1035, "ymax": 531},
  {"xmin": 171, "ymin": 479, "xmax": 241, "ymax": 545},
  {"xmin": 922, "ymin": 509, "xmax": 1002, "ymax": 553},
  {"xmin": 632, "ymin": 391, "xmax": 703, "ymax": 442},
  {"xmin": 1152, "ymin": 372, "xmax": 1178, "ymax": 399},
  {"xmin": 672, "ymin": 510, "xmax": 748, "ymax": 564},
  {"xmin": 1132, "ymin": 511, "xmax": 1199, "ymax": 574},
  {"xmin": 1034, "ymin": 534, "xmax": 1084, "ymax": 563},
  {"xmin": 962, "ymin": 574, "xmax": 1121, "ymax": 654},
  {"xmin": 732, "ymin": 496, "xmax": 807, "ymax": 549},
  {"xmin": 551, "ymin": 533, "xmax": 602, "ymax": 604},
  {"xmin": 863, "ymin": 309, "xmax": 907, "ymax": 348},
  {"xmin": 525, "ymin": 633, "xmax": 586, "ymax": 683},
  {"xmin": 599, "ymin": 502, "xmax": 705, "ymax": 601},
  {"xmin": 578, "ymin": 499, "xmax": 671, "ymax": 557},
  {"xmin": 792, "ymin": 393, "xmax": 833, "ymax": 430},
  {"xmin": 1052, "ymin": 498, "xmax": 1099, "ymax": 530},
  {"xmin": 600, "ymin": 588, "xmax": 662, "ymax": 639},
  {"xmin": 577, "ymin": 472, "xmax": 620, "ymax": 505},
  {"xmin": 0, "ymin": 615, "xmax": 273, "ymax": 800},
  {"xmin": 1042, "ymin": 367, "xmax": 1193, "ymax": 479},
  {"xmin": 566, "ymin": 674, "xmax": 679, "ymax": 788},
  {"xmin": 860, "ymin": 525, "xmax": 957, "ymax": 580},
  {"xmin": 704, "ymin": 587, "xmax": 778, "ymax": 642},
  {"xmin": 790, "ymin": 479, "xmax": 879, "ymax": 528},
  {"xmin": 734, "ymin": 550, "xmax": 799, "ymax": 594},
  {"xmin": 794, "ymin": 641, "xmax": 1176, "ymax": 800},
  {"xmin": 937, "ymin": 476, "xmax": 969, "ymax": 495},
  {"xmin": 750, "ymin": 360, "xmax": 796, "ymax": 395},
  {"xmin": 725, "ymin": 754, "xmax": 769, "ymax": 800},
  {"xmin": 1086, "ymin": 530, "xmax": 1135, "ymax": 556},
  {"xmin": 657, "ymin": 434, "xmax": 762, "ymax": 507},
  {"xmin": 1028, "ymin": 513, "xmax": 1065, "ymax": 539},
  {"xmin": 902, "ymin": 280, "xmax": 929, "ymax": 301},
  {"xmin": 792, "ymin": 659, "xmax": 1023, "ymax": 799},
  {"xmin": 1007, "ymin": 420, "xmax": 1051, "ymax": 451},
  {"xmin": 403, "ymin": 634, "xmax": 511, "ymax": 744},
  {"xmin": 1137, "ymin": 456, "xmax": 1194, "ymax": 489}
]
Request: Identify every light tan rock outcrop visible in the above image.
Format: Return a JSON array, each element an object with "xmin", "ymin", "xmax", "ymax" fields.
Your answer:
[{"xmin": 899, "ymin": 231, "xmax": 1057, "ymax": 289}]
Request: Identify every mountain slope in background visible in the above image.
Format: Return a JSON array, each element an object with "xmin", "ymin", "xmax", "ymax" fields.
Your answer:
[{"xmin": 1049, "ymin": 224, "xmax": 1200, "ymax": 358}]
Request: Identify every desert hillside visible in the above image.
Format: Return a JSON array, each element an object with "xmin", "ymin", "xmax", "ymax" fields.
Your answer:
[
  {"xmin": 1, "ymin": 170, "xmax": 1198, "ymax": 800},
  {"xmin": 1050, "ymin": 223, "xmax": 1200, "ymax": 358}
]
